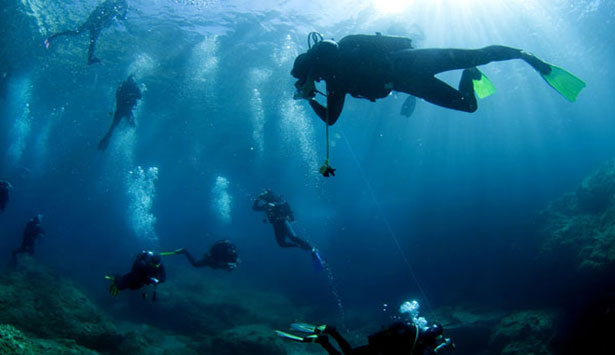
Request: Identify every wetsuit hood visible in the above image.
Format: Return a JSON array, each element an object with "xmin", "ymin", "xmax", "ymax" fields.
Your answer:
[{"xmin": 291, "ymin": 52, "xmax": 312, "ymax": 80}]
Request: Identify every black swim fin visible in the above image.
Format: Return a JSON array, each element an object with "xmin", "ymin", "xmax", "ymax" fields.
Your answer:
[
  {"xmin": 98, "ymin": 130, "xmax": 113, "ymax": 151},
  {"xmin": 400, "ymin": 95, "xmax": 417, "ymax": 117}
]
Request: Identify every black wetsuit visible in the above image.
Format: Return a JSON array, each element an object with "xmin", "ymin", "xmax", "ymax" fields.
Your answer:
[
  {"xmin": 115, "ymin": 251, "xmax": 166, "ymax": 291},
  {"xmin": 98, "ymin": 75, "xmax": 142, "ymax": 150},
  {"xmin": 315, "ymin": 323, "xmax": 444, "ymax": 355},
  {"xmin": 45, "ymin": 0, "xmax": 127, "ymax": 64},
  {"xmin": 253, "ymin": 193, "xmax": 312, "ymax": 251},
  {"xmin": 182, "ymin": 240, "xmax": 238, "ymax": 270},
  {"xmin": 0, "ymin": 181, "xmax": 9, "ymax": 212},
  {"xmin": 292, "ymin": 34, "xmax": 550, "ymax": 125},
  {"xmin": 11, "ymin": 218, "xmax": 45, "ymax": 262}
]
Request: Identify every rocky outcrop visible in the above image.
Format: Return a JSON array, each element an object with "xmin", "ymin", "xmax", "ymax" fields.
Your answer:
[
  {"xmin": 488, "ymin": 310, "xmax": 557, "ymax": 355},
  {"xmin": 0, "ymin": 324, "xmax": 99, "ymax": 355},
  {"xmin": 0, "ymin": 256, "xmax": 123, "ymax": 352},
  {"xmin": 540, "ymin": 159, "xmax": 615, "ymax": 272},
  {"xmin": 0, "ymin": 256, "xmax": 316, "ymax": 354}
]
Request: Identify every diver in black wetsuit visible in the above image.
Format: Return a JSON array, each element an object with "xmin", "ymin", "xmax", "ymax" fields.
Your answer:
[
  {"xmin": 178, "ymin": 240, "xmax": 239, "ymax": 271},
  {"xmin": 97, "ymin": 75, "xmax": 142, "ymax": 150},
  {"xmin": 0, "ymin": 180, "xmax": 12, "ymax": 212},
  {"xmin": 277, "ymin": 322, "xmax": 454, "ymax": 355},
  {"xmin": 253, "ymin": 189, "xmax": 312, "ymax": 251},
  {"xmin": 11, "ymin": 214, "xmax": 45, "ymax": 264},
  {"xmin": 253, "ymin": 189, "xmax": 325, "ymax": 268},
  {"xmin": 44, "ymin": 0, "xmax": 128, "ymax": 65},
  {"xmin": 292, "ymin": 33, "xmax": 584, "ymax": 125},
  {"xmin": 107, "ymin": 250, "xmax": 166, "ymax": 300}
]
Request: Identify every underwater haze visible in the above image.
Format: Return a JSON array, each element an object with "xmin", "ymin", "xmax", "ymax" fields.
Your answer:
[{"xmin": 1, "ymin": 0, "xmax": 614, "ymax": 354}]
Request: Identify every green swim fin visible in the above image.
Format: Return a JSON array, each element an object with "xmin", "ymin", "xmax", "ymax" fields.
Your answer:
[
  {"xmin": 160, "ymin": 248, "xmax": 184, "ymax": 256},
  {"xmin": 275, "ymin": 330, "xmax": 318, "ymax": 343},
  {"xmin": 472, "ymin": 69, "xmax": 496, "ymax": 99},
  {"xmin": 290, "ymin": 323, "xmax": 328, "ymax": 334},
  {"xmin": 540, "ymin": 64, "xmax": 586, "ymax": 102}
]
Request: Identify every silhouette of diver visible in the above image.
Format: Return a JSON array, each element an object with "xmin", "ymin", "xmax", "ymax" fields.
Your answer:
[
  {"xmin": 277, "ymin": 322, "xmax": 455, "ymax": 355},
  {"xmin": 252, "ymin": 189, "xmax": 324, "ymax": 269},
  {"xmin": 107, "ymin": 250, "xmax": 165, "ymax": 301},
  {"xmin": 253, "ymin": 189, "xmax": 312, "ymax": 251},
  {"xmin": 11, "ymin": 214, "xmax": 45, "ymax": 265},
  {"xmin": 177, "ymin": 240, "xmax": 239, "ymax": 271},
  {"xmin": 292, "ymin": 32, "xmax": 585, "ymax": 126},
  {"xmin": 98, "ymin": 75, "xmax": 142, "ymax": 151},
  {"xmin": 44, "ymin": 0, "xmax": 128, "ymax": 65}
]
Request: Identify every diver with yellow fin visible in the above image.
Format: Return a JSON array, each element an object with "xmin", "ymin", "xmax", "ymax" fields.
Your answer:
[
  {"xmin": 292, "ymin": 32, "xmax": 586, "ymax": 126},
  {"xmin": 292, "ymin": 32, "xmax": 585, "ymax": 176},
  {"xmin": 106, "ymin": 250, "xmax": 169, "ymax": 301}
]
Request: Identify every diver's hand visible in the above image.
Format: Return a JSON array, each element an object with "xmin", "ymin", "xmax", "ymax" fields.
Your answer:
[
  {"xmin": 294, "ymin": 89, "xmax": 316, "ymax": 100},
  {"xmin": 434, "ymin": 338, "xmax": 455, "ymax": 353},
  {"xmin": 294, "ymin": 79, "xmax": 317, "ymax": 100}
]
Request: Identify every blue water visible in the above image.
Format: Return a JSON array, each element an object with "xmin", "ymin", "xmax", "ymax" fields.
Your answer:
[{"xmin": 1, "ymin": 0, "xmax": 614, "ymax": 350}]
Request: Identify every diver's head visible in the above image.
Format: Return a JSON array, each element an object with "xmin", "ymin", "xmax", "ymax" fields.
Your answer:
[
  {"xmin": 291, "ymin": 52, "xmax": 313, "ymax": 81},
  {"xmin": 33, "ymin": 213, "xmax": 44, "ymax": 224},
  {"xmin": 146, "ymin": 251, "xmax": 162, "ymax": 267},
  {"xmin": 259, "ymin": 188, "xmax": 273, "ymax": 200}
]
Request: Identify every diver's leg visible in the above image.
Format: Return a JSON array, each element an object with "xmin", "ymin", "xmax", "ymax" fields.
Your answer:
[
  {"xmin": 87, "ymin": 30, "xmax": 101, "ymax": 64},
  {"xmin": 284, "ymin": 220, "xmax": 312, "ymax": 251},
  {"xmin": 273, "ymin": 222, "xmax": 299, "ymax": 248},
  {"xmin": 44, "ymin": 29, "xmax": 81, "ymax": 48},
  {"xmin": 398, "ymin": 75, "xmax": 477, "ymax": 113},
  {"xmin": 97, "ymin": 121, "xmax": 118, "ymax": 151},
  {"xmin": 394, "ymin": 46, "xmax": 548, "ymax": 77},
  {"xmin": 324, "ymin": 326, "xmax": 353, "ymax": 354},
  {"xmin": 10, "ymin": 248, "xmax": 23, "ymax": 265},
  {"xmin": 314, "ymin": 335, "xmax": 343, "ymax": 355}
]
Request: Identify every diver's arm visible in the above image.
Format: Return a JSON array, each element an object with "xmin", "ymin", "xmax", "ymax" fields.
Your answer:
[
  {"xmin": 252, "ymin": 199, "xmax": 266, "ymax": 211},
  {"xmin": 182, "ymin": 249, "xmax": 198, "ymax": 267},
  {"xmin": 182, "ymin": 249, "xmax": 211, "ymax": 268},
  {"xmin": 308, "ymin": 87, "xmax": 345, "ymax": 125}
]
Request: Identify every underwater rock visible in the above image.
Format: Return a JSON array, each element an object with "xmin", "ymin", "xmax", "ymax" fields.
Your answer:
[
  {"xmin": 109, "ymin": 270, "xmax": 306, "ymax": 336},
  {"xmin": 195, "ymin": 324, "xmax": 290, "ymax": 355},
  {"xmin": 430, "ymin": 305, "xmax": 505, "ymax": 354},
  {"xmin": 0, "ymin": 256, "xmax": 123, "ymax": 352},
  {"xmin": 540, "ymin": 159, "xmax": 615, "ymax": 272},
  {"xmin": 488, "ymin": 309, "xmax": 557, "ymax": 355},
  {"xmin": 0, "ymin": 323, "xmax": 99, "ymax": 355}
]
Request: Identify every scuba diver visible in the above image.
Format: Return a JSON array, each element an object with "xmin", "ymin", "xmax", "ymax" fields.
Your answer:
[
  {"xmin": 253, "ymin": 189, "xmax": 323, "ymax": 268},
  {"xmin": 177, "ymin": 240, "xmax": 239, "ymax": 271},
  {"xmin": 276, "ymin": 322, "xmax": 455, "ymax": 355},
  {"xmin": 97, "ymin": 75, "xmax": 142, "ymax": 151},
  {"xmin": 106, "ymin": 250, "xmax": 166, "ymax": 301},
  {"xmin": 44, "ymin": 0, "xmax": 128, "ymax": 65},
  {"xmin": 11, "ymin": 214, "xmax": 45, "ymax": 264},
  {"xmin": 0, "ymin": 180, "xmax": 12, "ymax": 212},
  {"xmin": 292, "ymin": 32, "xmax": 586, "ymax": 126}
]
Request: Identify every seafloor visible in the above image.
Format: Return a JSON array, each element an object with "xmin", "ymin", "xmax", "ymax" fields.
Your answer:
[{"xmin": 2, "ymin": 160, "xmax": 614, "ymax": 354}]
